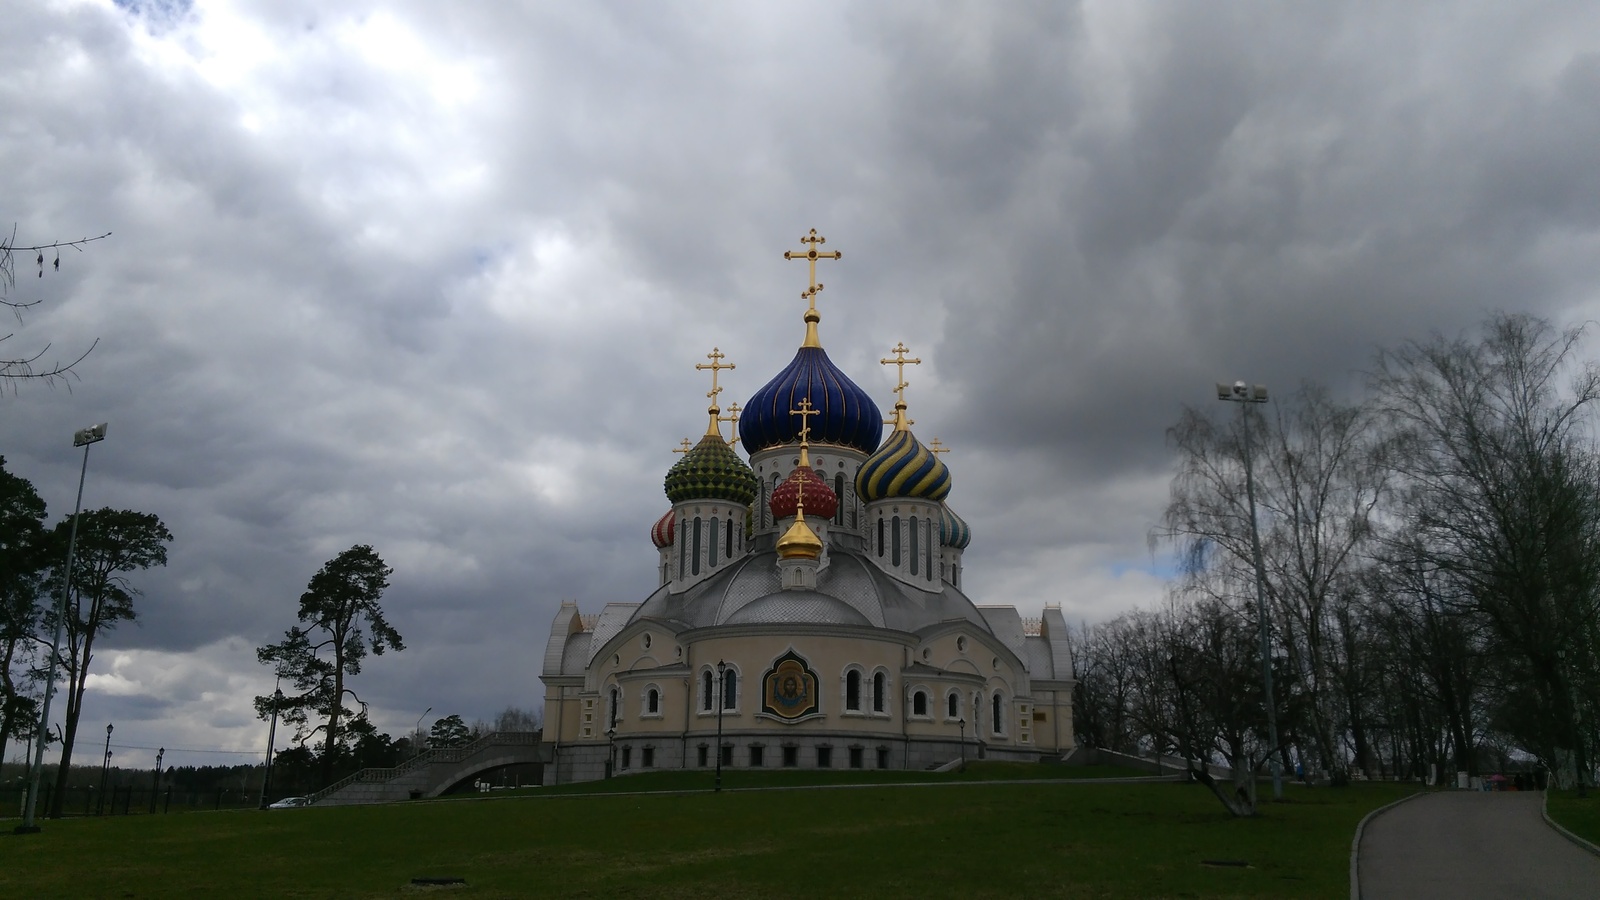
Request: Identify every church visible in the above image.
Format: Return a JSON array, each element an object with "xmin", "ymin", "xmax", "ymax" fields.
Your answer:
[{"xmin": 540, "ymin": 230, "xmax": 1075, "ymax": 784}]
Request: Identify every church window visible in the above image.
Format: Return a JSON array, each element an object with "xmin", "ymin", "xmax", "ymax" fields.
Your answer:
[
  {"xmin": 749, "ymin": 745, "xmax": 764, "ymax": 767},
  {"xmin": 642, "ymin": 747, "xmax": 655, "ymax": 767},
  {"xmin": 872, "ymin": 672, "xmax": 886, "ymax": 713},
  {"xmin": 849, "ymin": 747, "xmax": 863, "ymax": 769},
  {"xmin": 845, "ymin": 670, "xmax": 861, "ymax": 711},
  {"xmin": 782, "ymin": 746, "xmax": 798, "ymax": 767},
  {"xmin": 953, "ymin": 565, "xmax": 960, "ymax": 588},
  {"xmin": 608, "ymin": 688, "xmax": 619, "ymax": 729},
  {"xmin": 726, "ymin": 514, "xmax": 734, "ymax": 559},
  {"xmin": 621, "ymin": 747, "xmax": 632, "ymax": 769},
  {"xmin": 642, "ymin": 633, "xmax": 652, "ymax": 650},
  {"xmin": 709, "ymin": 517, "xmax": 720, "ymax": 566},
  {"xmin": 892, "ymin": 516, "xmax": 901, "ymax": 566},
  {"xmin": 947, "ymin": 691, "xmax": 959, "ymax": 719},
  {"xmin": 722, "ymin": 668, "xmax": 738, "ymax": 710},
  {"xmin": 647, "ymin": 688, "xmax": 660, "ymax": 715},
  {"xmin": 909, "ymin": 516, "xmax": 919, "ymax": 575},
  {"xmin": 877, "ymin": 747, "xmax": 890, "ymax": 769},
  {"xmin": 721, "ymin": 745, "xmax": 733, "ymax": 766},
  {"xmin": 957, "ymin": 636, "xmax": 967, "ymax": 652},
  {"xmin": 912, "ymin": 690, "xmax": 928, "ymax": 717},
  {"xmin": 678, "ymin": 520, "xmax": 686, "ymax": 580},
  {"xmin": 992, "ymin": 692, "xmax": 1004, "ymax": 734},
  {"xmin": 926, "ymin": 520, "xmax": 934, "ymax": 581},
  {"xmin": 697, "ymin": 745, "xmax": 709, "ymax": 767},
  {"xmin": 877, "ymin": 518, "xmax": 885, "ymax": 557},
  {"xmin": 817, "ymin": 746, "xmax": 833, "ymax": 768},
  {"xmin": 834, "ymin": 475, "xmax": 845, "ymax": 525},
  {"xmin": 692, "ymin": 517, "xmax": 702, "ymax": 575},
  {"xmin": 701, "ymin": 670, "xmax": 714, "ymax": 712}
]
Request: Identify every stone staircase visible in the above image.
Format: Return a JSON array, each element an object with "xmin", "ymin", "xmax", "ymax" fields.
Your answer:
[{"xmin": 307, "ymin": 731, "xmax": 545, "ymax": 807}]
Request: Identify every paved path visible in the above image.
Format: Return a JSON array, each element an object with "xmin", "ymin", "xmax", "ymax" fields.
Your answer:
[{"xmin": 1359, "ymin": 791, "xmax": 1600, "ymax": 899}]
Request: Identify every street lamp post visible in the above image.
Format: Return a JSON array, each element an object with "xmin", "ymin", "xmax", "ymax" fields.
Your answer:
[
  {"xmin": 258, "ymin": 684, "xmax": 284, "ymax": 809},
  {"xmin": 17, "ymin": 424, "xmax": 107, "ymax": 834},
  {"xmin": 1217, "ymin": 382, "xmax": 1283, "ymax": 802},
  {"xmin": 151, "ymin": 747, "xmax": 164, "ymax": 814},
  {"xmin": 98, "ymin": 723, "xmax": 114, "ymax": 816},
  {"xmin": 958, "ymin": 718, "xmax": 966, "ymax": 770},
  {"xmin": 715, "ymin": 659, "xmax": 727, "ymax": 793},
  {"xmin": 605, "ymin": 726, "xmax": 616, "ymax": 779}
]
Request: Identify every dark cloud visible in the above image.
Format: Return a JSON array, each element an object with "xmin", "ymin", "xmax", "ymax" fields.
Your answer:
[{"xmin": 5, "ymin": 0, "xmax": 1599, "ymax": 756}]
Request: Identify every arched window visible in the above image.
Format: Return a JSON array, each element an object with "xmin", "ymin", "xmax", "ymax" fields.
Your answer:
[
  {"xmin": 692, "ymin": 517, "xmax": 703, "ymax": 575},
  {"xmin": 947, "ymin": 691, "xmax": 959, "ymax": 719},
  {"xmin": 912, "ymin": 690, "xmax": 928, "ymax": 717},
  {"xmin": 877, "ymin": 518, "xmax": 885, "ymax": 557},
  {"xmin": 647, "ymin": 687, "xmax": 660, "ymax": 715},
  {"xmin": 845, "ymin": 670, "xmax": 861, "ymax": 711},
  {"xmin": 722, "ymin": 668, "xmax": 738, "ymax": 710},
  {"xmin": 726, "ymin": 514, "xmax": 735, "ymax": 559},
  {"xmin": 926, "ymin": 520, "xmax": 935, "ymax": 581},
  {"xmin": 992, "ymin": 692, "xmax": 1003, "ymax": 734},
  {"xmin": 872, "ymin": 672, "xmax": 886, "ymax": 713},
  {"xmin": 709, "ymin": 517, "xmax": 720, "ymax": 567},
  {"xmin": 608, "ymin": 687, "xmax": 619, "ymax": 729},
  {"xmin": 892, "ymin": 515, "xmax": 901, "ymax": 566},
  {"xmin": 678, "ymin": 518, "xmax": 686, "ymax": 581},
  {"xmin": 909, "ymin": 515, "xmax": 919, "ymax": 575},
  {"xmin": 701, "ymin": 670, "xmax": 714, "ymax": 712},
  {"xmin": 834, "ymin": 475, "xmax": 846, "ymax": 526}
]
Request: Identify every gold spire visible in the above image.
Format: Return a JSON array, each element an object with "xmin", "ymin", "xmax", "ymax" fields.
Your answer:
[
  {"xmin": 880, "ymin": 341, "xmax": 922, "ymax": 433},
  {"xmin": 784, "ymin": 229, "xmax": 840, "ymax": 349},
  {"xmin": 696, "ymin": 347, "xmax": 735, "ymax": 437}
]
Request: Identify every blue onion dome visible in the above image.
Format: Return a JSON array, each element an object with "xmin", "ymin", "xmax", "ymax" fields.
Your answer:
[
  {"xmin": 940, "ymin": 504, "xmax": 971, "ymax": 550},
  {"xmin": 739, "ymin": 346, "xmax": 883, "ymax": 455},
  {"xmin": 664, "ymin": 431, "xmax": 759, "ymax": 505},
  {"xmin": 856, "ymin": 419, "xmax": 952, "ymax": 503}
]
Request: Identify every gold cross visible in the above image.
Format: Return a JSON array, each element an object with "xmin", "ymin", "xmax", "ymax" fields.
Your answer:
[
  {"xmin": 719, "ymin": 401, "xmax": 742, "ymax": 447},
  {"xmin": 783, "ymin": 229, "xmax": 841, "ymax": 314},
  {"xmin": 789, "ymin": 396, "xmax": 820, "ymax": 446},
  {"xmin": 695, "ymin": 347, "xmax": 735, "ymax": 409},
  {"xmin": 880, "ymin": 342, "xmax": 921, "ymax": 409},
  {"xmin": 929, "ymin": 438, "xmax": 949, "ymax": 456},
  {"xmin": 672, "ymin": 438, "xmax": 693, "ymax": 454}
]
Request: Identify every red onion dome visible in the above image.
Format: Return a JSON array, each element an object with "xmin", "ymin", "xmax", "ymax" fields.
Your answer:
[
  {"xmin": 769, "ymin": 464, "xmax": 838, "ymax": 521},
  {"xmin": 650, "ymin": 509, "xmax": 675, "ymax": 548}
]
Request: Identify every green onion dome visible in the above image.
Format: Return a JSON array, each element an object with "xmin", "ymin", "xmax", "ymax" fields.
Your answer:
[
  {"xmin": 855, "ymin": 425, "xmax": 951, "ymax": 503},
  {"xmin": 664, "ymin": 432, "xmax": 759, "ymax": 505}
]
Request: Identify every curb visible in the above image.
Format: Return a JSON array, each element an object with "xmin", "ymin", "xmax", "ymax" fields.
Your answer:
[
  {"xmin": 1542, "ymin": 786, "xmax": 1600, "ymax": 859},
  {"xmin": 1349, "ymin": 789, "xmax": 1429, "ymax": 900}
]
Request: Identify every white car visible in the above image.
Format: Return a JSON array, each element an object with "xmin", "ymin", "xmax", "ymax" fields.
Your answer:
[{"xmin": 267, "ymin": 796, "xmax": 309, "ymax": 809}]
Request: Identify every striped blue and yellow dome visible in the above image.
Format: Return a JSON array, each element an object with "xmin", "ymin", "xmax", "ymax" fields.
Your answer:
[
  {"xmin": 739, "ymin": 346, "xmax": 883, "ymax": 455},
  {"xmin": 940, "ymin": 504, "xmax": 971, "ymax": 550},
  {"xmin": 856, "ymin": 424, "xmax": 951, "ymax": 503}
]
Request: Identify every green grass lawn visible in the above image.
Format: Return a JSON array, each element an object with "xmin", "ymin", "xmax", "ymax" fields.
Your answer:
[
  {"xmin": 2, "ymin": 772, "xmax": 1417, "ymax": 899},
  {"xmin": 1547, "ymin": 788, "xmax": 1600, "ymax": 847}
]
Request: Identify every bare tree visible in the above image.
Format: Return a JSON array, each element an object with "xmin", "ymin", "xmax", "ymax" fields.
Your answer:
[{"xmin": 0, "ymin": 227, "xmax": 110, "ymax": 388}]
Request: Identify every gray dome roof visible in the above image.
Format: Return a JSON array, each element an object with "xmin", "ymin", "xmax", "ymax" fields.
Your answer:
[
  {"xmin": 631, "ymin": 547, "xmax": 990, "ymax": 633},
  {"xmin": 724, "ymin": 590, "xmax": 873, "ymax": 627}
]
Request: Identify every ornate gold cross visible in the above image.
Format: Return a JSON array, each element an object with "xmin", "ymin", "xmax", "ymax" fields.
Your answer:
[
  {"xmin": 929, "ymin": 438, "xmax": 949, "ymax": 456},
  {"xmin": 881, "ymin": 342, "xmax": 921, "ymax": 408},
  {"xmin": 672, "ymin": 438, "xmax": 693, "ymax": 454},
  {"xmin": 784, "ymin": 229, "xmax": 841, "ymax": 314},
  {"xmin": 790, "ymin": 396, "xmax": 820, "ymax": 446},
  {"xmin": 695, "ymin": 347, "xmax": 735, "ymax": 408},
  {"xmin": 719, "ymin": 401, "xmax": 742, "ymax": 447}
]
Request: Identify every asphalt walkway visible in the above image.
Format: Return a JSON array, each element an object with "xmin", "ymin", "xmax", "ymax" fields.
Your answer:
[{"xmin": 1359, "ymin": 791, "xmax": 1600, "ymax": 899}]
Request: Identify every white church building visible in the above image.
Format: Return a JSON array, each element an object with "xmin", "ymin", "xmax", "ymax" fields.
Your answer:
[{"xmin": 540, "ymin": 231, "xmax": 1075, "ymax": 784}]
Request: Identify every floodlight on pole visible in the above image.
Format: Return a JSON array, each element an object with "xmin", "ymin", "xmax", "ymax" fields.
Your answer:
[
  {"xmin": 1217, "ymin": 383, "xmax": 1284, "ymax": 802},
  {"xmin": 16, "ymin": 422, "xmax": 107, "ymax": 835}
]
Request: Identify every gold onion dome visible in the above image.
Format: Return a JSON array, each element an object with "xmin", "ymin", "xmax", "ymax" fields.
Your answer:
[
  {"xmin": 775, "ymin": 492, "xmax": 824, "ymax": 560},
  {"xmin": 855, "ymin": 406, "xmax": 952, "ymax": 503},
  {"xmin": 664, "ymin": 432, "xmax": 759, "ymax": 505}
]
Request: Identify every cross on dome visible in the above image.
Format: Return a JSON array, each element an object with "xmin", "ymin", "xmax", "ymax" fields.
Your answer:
[
  {"xmin": 784, "ymin": 229, "xmax": 841, "ymax": 349},
  {"xmin": 880, "ymin": 341, "xmax": 921, "ymax": 432},
  {"xmin": 789, "ymin": 396, "xmax": 820, "ymax": 447},
  {"xmin": 672, "ymin": 438, "xmax": 693, "ymax": 454},
  {"xmin": 695, "ymin": 347, "xmax": 736, "ymax": 436},
  {"xmin": 929, "ymin": 438, "xmax": 949, "ymax": 456},
  {"xmin": 719, "ymin": 401, "xmax": 742, "ymax": 447}
]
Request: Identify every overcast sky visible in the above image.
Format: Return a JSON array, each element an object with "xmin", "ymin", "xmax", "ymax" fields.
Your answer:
[{"xmin": 5, "ymin": 0, "xmax": 1600, "ymax": 769}]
